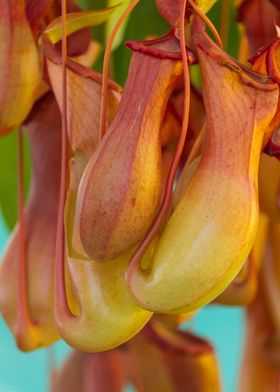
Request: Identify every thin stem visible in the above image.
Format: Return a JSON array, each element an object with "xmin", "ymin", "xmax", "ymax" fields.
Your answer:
[
  {"xmin": 219, "ymin": 0, "xmax": 231, "ymax": 48},
  {"xmin": 55, "ymin": 0, "xmax": 72, "ymax": 319},
  {"xmin": 17, "ymin": 127, "xmax": 32, "ymax": 334},
  {"xmin": 128, "ymin": 0, "xmax": 190, "ymax": 271},
  {"xmin": 99, "ymin": 0, "xmax": 140, "ymax": 141},
  {"xmin": 188, "ymin": 0, "xmax": 223, "ymax": 48}
]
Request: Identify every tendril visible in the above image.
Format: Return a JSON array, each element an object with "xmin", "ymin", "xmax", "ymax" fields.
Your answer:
[
  {"xmin": 55, "ymin": 0, "xmax": 73, "ymax": 320},
  {"xmin": 188, "ymin": 0, "xmax": 223, "ymax": 48}
]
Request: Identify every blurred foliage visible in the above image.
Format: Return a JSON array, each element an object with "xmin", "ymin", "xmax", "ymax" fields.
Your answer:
[
  {"xmin": 45, "ymin": 5, "xmax": 119, "ymax": 43},
  {"xmin": 207, "ymin": 1, "xmax": 240, "ymax": 57},
  {"xmin": 0, "ymin": 132, "xmax": 30, "ymax": 231}
]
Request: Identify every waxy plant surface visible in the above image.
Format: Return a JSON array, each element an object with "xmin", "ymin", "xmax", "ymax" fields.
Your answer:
[{"xmin": 1, "ymin": 0, "xmax": 280, "ymax": 391}]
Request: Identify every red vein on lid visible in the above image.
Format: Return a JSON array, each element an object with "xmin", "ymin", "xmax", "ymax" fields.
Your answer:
[
  {"xmin": 128, "ymin": 0, "xmax": 190, "ymax": 270},
  {"xmin": 99, "ymin": 0, "xmax": 140, "ymax": 141},
  {"xmin": 55, "ymin": 0, "xmax": 73, "ymax": 320}
]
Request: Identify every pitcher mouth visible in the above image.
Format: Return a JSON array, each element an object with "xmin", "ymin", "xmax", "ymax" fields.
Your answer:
[{"xmin": 126, "ymin": 30, "xmax": 196, "ymax": 63}]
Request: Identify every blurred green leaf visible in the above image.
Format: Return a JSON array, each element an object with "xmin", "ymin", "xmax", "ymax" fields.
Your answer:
[
  {"xmin": 43, "ymin": 6, "xmax": 120, "ymax": 44},
  {"xmin": 197, "ymin": 0, "xmax": 218, "ymax": 14},
  {"xmin": 105, "ymin": 0, "xmax": 132, "ymax": 52},
  {"xmin": 77, "ymin": 0, "xmax": 108, "ymax": 43},
  {"xmin": 190, "ymin": 65, "xmax": 202, "ymax": 91},
  {"xmin": 191, "ymin": 1, "xmax": 240, "ymax": 90},
  {"xmin": 77, "ymin": 0, "xmax": 108, "ymax": 72},
  {"xmin": 207, "ymin": 0, "xmax": 240, "ymax": 58},
  {"xmin": 226, "ymin": 3, "xmax": 240, "ymax": 59},
  {"xmin": 0, "ymin": 131, "xmax": 31, "ymax": 231}
]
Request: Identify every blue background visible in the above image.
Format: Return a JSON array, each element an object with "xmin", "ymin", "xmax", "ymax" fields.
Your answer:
[{"xmin": 0, "ymin": 217, "xmax": 244, "ymax": 391}]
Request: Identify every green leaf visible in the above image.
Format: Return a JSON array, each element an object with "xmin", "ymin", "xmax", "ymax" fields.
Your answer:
[
  {"xmin": 43, "ymin": 5, "xmax": 121, "ymax": 44},
  {"xmin": 105, "ymin": 0, "xmax": 132, "ymax": 51},
  {"xmin": 207, "ymin": 0, "xmax": 240, "ymax": 58},
  {"xmin": 197, "ymin": 0, "xmax": 218, "ymax": 14},
  {"xmin": 0, "ymin": 131, "xmax": 31, "ymax": 231}
]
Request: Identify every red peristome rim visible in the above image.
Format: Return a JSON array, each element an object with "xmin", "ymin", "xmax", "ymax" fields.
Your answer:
[{"xmin": 126, "ymin": 30, "xmax": 196, "ymax": 63}]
